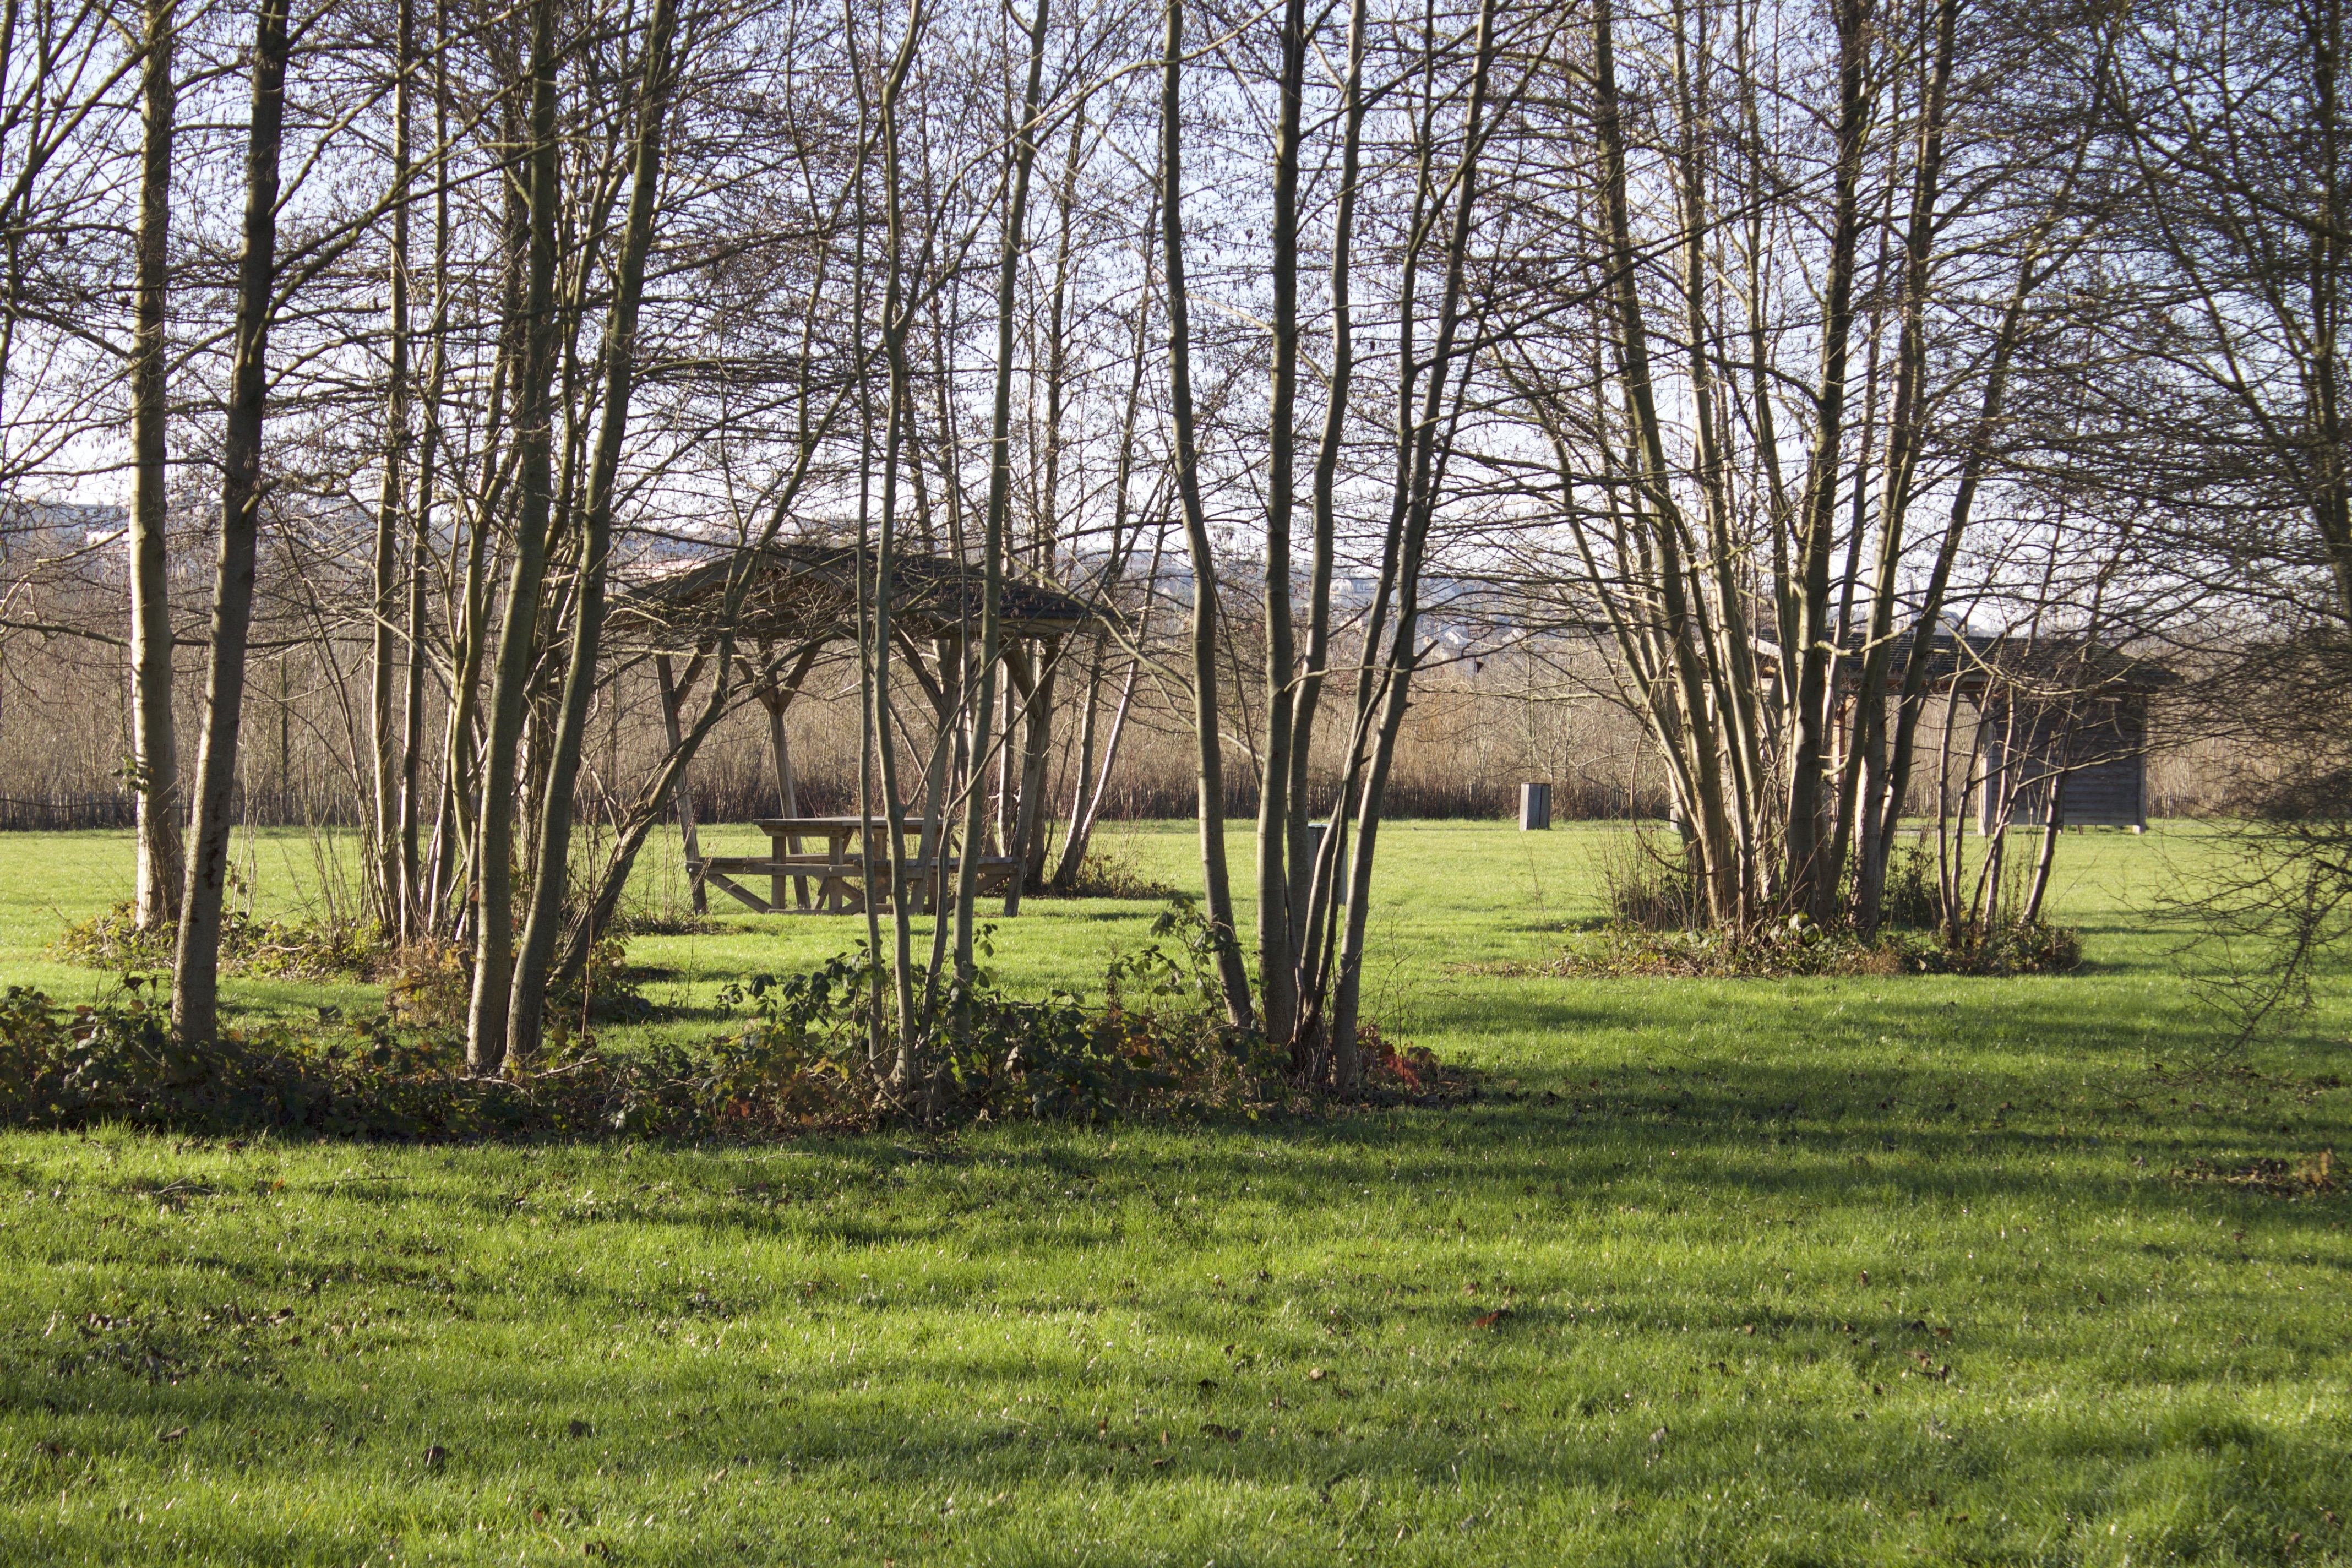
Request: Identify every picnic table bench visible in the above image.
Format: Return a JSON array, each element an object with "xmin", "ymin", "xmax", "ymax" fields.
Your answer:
[{"xmin": 689, "ymin": 816, "xmax": 1020, "ymax": 915}]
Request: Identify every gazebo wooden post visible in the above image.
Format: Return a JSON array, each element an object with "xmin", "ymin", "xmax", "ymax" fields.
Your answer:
[
  {"xmin": 753, "ymin": 645, "xmax": 797, "ymax": 910},
  {"xmin": 617, "ymin": 544, "xmax": 1097, "ymax": 918},
  {"xmin": 655, "ymin": 650, "xmax": 707, "ymax": 914},
  {"xmin": 916, "ymin": 630, "xmax": 964, "ymax": 914},
  {"xmin": 1004, "ymin": 633, "xmax": 1061, "ymax": 914},
  {"xmin": 754, "ymin": 640, "xmax": 824, "ymax": 908}
]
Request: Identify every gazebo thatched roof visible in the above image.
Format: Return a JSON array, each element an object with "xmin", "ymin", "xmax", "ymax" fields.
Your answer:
[{"xmin": 611, "ymin": 542, "xmax": 1099, "ymax": 650}]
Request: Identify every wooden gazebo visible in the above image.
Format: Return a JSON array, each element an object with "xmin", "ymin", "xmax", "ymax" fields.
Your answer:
[{"xmin": 611, "ymin": 542, "xmax": 1101, "ymax": 913}]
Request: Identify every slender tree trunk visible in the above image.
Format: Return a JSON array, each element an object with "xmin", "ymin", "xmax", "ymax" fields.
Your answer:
[
  {"xmin": 399, "ymin": 0, "xmax": 449, "ymax": 941},
  {"xmin": 1842, "ymin": 0, "xmax": 1955, "ymax": 930},
  {"xmin": 1292, "ymin": 0, "xmax": 1366, "ymax": 1058},
  {"xmin": 1330, "ymin": 0, "xmax": 1496, "ymax": 1069},
  {"xmin": 1591, "ymin": 0, "xmax": 1738, "ymax": 923},
  {"xmin": 171, "ymin": 0, "xmax": 288, "ymax": 1045},
  {"xmin": 1049, "ymin": 190, "xmax": 1158, "ymax": 892},
  {"xmin": 952, "ymin": 0, "xmax": 1048, "ymax": 988},
  {"xmin": 874, "ymin": 371, "xmax": 921, "ymax": 1084},
  {"xmin": 369, "ymin": 0, "xmax": 413, "ymax": 930},
  {"xmin": 1255, "ymin": 0, "xmax": 1309, "ymax": 1046},
  {"xmin": 506, "ymin": 0, "xmax": 677, "ymax": 1063},
  {"xmin": 1005, "ymin": 635, "xmax": 1058, "ymax": 907},
  {"xmin": 128, "ymin": 0, "xmax": 179, "ymax": 930},
  {"xmin": 433, "ymin": 79, "xmax": 530, "ymax": 940},
  {"xmin": 465, "ymin": 0, "xmax": 563, "ymax": 1072},
  {"xmin": 1163, "ymin": 0, "xmax": 1253, "ymax": 1028},
  {"xmin": 874, "ymin": 8, "xmax": 923, "ymax": 1085},
  {"xmin": 2022, "ymin": 772, "xmax": 2065, "ymax": 925},
  {"xmin": 1781, "ymin": 0, "xmax": 1873, "ymax": 921}
]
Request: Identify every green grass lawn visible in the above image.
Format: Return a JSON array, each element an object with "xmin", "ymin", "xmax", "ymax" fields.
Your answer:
[{"xmin": 1, "ymin": 820, "xmax": 2347, "ymax": 1565}]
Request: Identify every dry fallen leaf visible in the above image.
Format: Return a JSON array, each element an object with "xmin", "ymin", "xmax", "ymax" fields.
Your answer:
[
  {"xmin": 1306, "ymin": 1368, "xmax": 1325, "ymax": 1381},
  {"xmin": 1471, "ymin": 1308, "xmax": 1512, "ymax": 1330},
  {"xmin": 158, "ymin": 1427, "xmax": 187, "ymax": 1443}
]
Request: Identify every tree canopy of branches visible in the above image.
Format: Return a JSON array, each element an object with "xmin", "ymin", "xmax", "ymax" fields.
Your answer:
[{"xmin": 0, "ymin": 0, "xmax": 2342, "ymax": 1080}]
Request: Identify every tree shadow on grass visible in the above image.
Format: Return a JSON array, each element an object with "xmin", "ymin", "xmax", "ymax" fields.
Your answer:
[{"xmin": 5, "ymin": 970, "xmax": 2346, "ymax": 1565}]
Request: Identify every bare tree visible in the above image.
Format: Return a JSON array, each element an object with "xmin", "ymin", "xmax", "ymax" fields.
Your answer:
[{"xmin": 173, "ymin": 0, "xmax": 291, "ymax": 1045}]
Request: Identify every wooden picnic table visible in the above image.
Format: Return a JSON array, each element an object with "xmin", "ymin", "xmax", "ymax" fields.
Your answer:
[{"xmin": 690, "ymin": 816, "xmax": 1019, "ymax": 916}]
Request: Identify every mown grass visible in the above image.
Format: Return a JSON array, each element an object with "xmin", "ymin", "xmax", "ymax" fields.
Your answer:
[{"xmin": 1, "ymin": 820, "xmax": 2347, "ymax": 1565}]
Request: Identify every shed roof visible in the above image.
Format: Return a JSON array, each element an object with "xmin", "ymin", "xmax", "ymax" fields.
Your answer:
[{"xmin": 1876, "ymin": 630, "xmax": 2179, "ymax": 698}]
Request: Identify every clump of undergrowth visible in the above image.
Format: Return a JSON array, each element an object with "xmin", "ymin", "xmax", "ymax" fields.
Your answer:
[
  {"xmin": 1882, "ymin": 839, "xmax": 1943, "ymax": 929},
  {"xmin": 57, "ymin": 901, "xmax": 389, "ymax": 980},
  {"xmin": 709, "ymin": 902, "xmax": 1289, "ymax": 1128},
  {"xmin": 1352, "ymin": 1022, "xmax": 1469, "ymax": 1101},
  {"xmin": 382, "ymin": 938, "xmax": 471, "ymax": 1027},
  {"xmin": 2, "ymin": 904, "xmax": 1452, "ymax": 1139},
  {"xmin": 1040, "ymin": 846, "xmax": 1183, "ymax": 901},
  {"xmin": 1544, "ymin": 825, "xmax": 2082, "ymax": 978},
  {"xmin": 1528, "ymin": 914, "xmax": 2081, "ymax": 978},
  {"xmin": 0, "ymin": 972, "xmax": 851, "ymax": 1141},
  {"xmin": 0, "ymin": 976, "xmax": 492, "ymax": 1137},
  {"xmin": 382, "ymin": 933, "xmax": 651, "ymax": 1031},
  {"xmin": 1463, "ymin": 912, "xmax": 2080, "ymax": 979}
]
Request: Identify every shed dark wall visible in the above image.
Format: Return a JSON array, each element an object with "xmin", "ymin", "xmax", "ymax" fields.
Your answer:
[{"xmin": 1977, "ymin": 695, "xmax": 2149, "ymax": 832}]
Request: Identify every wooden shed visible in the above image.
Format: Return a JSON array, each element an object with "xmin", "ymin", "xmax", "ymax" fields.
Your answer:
[{"xmin": 1879, "ymin": 631, "xmax": 2178, "ymax": 834}]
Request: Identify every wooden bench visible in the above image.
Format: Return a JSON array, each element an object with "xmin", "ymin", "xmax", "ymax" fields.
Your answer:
[{"xmin": 688, "ymin": 816, "xmax": 1021, "ymax": 915}]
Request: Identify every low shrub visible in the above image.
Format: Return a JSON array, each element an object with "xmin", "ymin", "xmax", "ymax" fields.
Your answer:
[
  {"xmin": 57, "ymin": 902, "xmax": 389, "ymax": 981},
  {"xmin": 1882, "ymin": 839, "xmax": 1941, "ymax": 929},
  {"xmin": 1352, "ymin": 1022, "xmax": 1470, "ymax": 1100},
  {"xmin": 2, "ymin": 903, "xmax": 1450, "ymax": 1139},
  {"xmin": 0, "ymin": 973, "xmax": 861, "ymax": 1141},
  {"xmin": 1039, "ymin": 847, "xmax": 1183, "ymax": 901},
  {"xmin": 1931, "ymin": 917, "xmax": 2082, "ymax": 976},
  {"xmin": 1595, "ymin": 831, "xmax": 1709, "ymax": 930},
  {"xmin": 0, "ymin": 976, "xmax": 487, "ymax": 1137},
  {"xmin": 703, "ymin": 902, "xmax": 1289, "ymax": 1128},
  {"xmin": 1469, "ymin": 911, "xmax": 2083, "ymax": 980},
  {"xmin": 383, "ymin": 938, "xmax": 471, "ymax": 1027}
]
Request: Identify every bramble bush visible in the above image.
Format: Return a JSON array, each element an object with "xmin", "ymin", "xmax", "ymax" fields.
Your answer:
[
  {"xmin": 2, "ymin": 902, "xmax": 1453, "ymax": 1140},
  {"xmin": 1548, "ymin": 912, "xmax": 2081, "ymax": 979},
  {"xmin": 55, "ymin": 902, "xmax": 386, "ymax": 979},
  {"xmin": 1566, "ymin": 831, "xmax": 2081, "ymax": 979}
]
